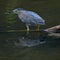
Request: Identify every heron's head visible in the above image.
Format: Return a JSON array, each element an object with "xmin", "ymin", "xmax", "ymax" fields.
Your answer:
[{"xmin": 13, "ymin": 8, "xmax": 24, "ymax": 14}]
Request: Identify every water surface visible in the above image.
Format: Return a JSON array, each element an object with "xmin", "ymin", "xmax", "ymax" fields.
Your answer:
[{"xmin": 0, "ymin": 0, "xmax": 60, "ymax": 60}]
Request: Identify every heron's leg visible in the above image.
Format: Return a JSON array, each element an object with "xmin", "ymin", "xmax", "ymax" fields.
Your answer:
[
  {"xmin": 26, "ymin": 25, "xmax": 30, "ymax": 35},
  {"xmin": 26, "ymin": 25, "xmax": 30, "ymax": 31},
  {"xmin": 36, "ymin": 25, "xmax": 40, "ymax": 31}
]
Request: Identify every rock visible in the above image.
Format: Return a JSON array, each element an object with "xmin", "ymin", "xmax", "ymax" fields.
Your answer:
[
  {"xmin": 44, "ymin": 25, "xmax": 60, "ymax": 33},
  {"xmin": 44, "ymin": 25, "xmax": 60, "ymax": 37}
]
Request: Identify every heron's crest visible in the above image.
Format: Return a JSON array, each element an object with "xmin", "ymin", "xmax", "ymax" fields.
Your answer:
[{"xmin": 17, "ymin": 8, "xmax": 24, "ymax": 10}]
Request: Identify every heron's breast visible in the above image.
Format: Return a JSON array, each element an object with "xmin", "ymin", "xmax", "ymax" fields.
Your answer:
[{"xmin": 18, "ymin": 13, "xmax": 32, "ymax": 22}]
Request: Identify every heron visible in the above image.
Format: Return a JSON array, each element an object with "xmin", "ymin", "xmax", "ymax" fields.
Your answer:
[{"xmin": 13, "ymin": 8, "xmax": 45, "ymax": 31}]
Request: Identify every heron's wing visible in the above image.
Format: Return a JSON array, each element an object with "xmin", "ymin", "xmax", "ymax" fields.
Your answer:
[
  {"xmin": 18, "ymin": 10, "xmax": 45, "ymax": 25},
  {"xmin": 26, "ymin": 11, "xmax": 45, "ymax": 25},
  {"xmin": 26, "ymin": 11, "xmax": 43, "ymax": 19}
]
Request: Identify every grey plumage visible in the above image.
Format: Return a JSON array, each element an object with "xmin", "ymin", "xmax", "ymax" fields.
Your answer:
[{"xmin": 13, "ymin": 8, "xmax": 45, "ymax": 31}]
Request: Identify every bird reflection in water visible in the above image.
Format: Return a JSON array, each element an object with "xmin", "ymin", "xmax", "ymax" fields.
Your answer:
[{"xmin": 15, "ymin": 36, "xmax": 46, "ymax": 47}]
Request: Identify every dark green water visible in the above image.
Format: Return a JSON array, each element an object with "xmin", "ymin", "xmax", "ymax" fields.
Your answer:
[{"xmin": 0, "ymin": 0, "xmax": 60, "ymax": 60}]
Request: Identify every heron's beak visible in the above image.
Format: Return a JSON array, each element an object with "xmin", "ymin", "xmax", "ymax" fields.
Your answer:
[{"xmin": 12, "ymin": 9, "xmax": 18, "ymax": 14}]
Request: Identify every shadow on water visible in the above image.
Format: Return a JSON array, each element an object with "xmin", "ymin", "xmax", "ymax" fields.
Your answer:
[
  {"xmin": 0, "ymin": 31, "xmax": 60, "ymax": 48},
  {"xmin": 0, "ymin": 31, "xmax": 60, "ymax": 60},
  {"xmin": 0, "ymin": 31, "xmax": 47, "ymax": 48},
  {"xmin": 0, "ymin": 26, "xmax": 60, "ymax": 59}
]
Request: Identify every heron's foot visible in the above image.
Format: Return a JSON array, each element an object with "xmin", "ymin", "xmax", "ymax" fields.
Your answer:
[
  {"xmin": 26, "ymin": 30, "xmax": 29, "ymax": 35},
  {"xmin": 36, "ymin": 28, "xmax": 40, "ymax": 31},
  {"xmin": 36, "ymin": 25, "xmax": 40, "ymax": 31},
  {"xmin": 27, "ymin": 28, "xmax": 30, "ymax": 32},
  {"xmin": 26, "ymin": 28, "xmax": 30, "ymax": 35}
]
